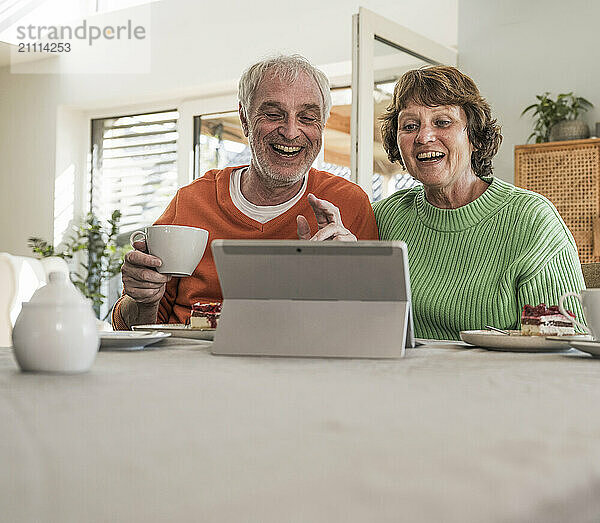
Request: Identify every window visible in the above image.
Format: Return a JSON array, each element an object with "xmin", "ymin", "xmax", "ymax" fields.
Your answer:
[
  {"xmin": 90, "ymin": 109, "xmax": 179, "ymax": 234},
  {"xmin": 193, "ymin": 111, "xmax": 249, "ymax": 178}
]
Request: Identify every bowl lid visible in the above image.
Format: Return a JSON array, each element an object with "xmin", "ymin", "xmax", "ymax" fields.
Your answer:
[{"xmin": 27, "ymin": 271, "xmax": 89, "ymax": 306}]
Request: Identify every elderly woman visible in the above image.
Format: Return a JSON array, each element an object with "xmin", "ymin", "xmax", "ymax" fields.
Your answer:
[{"xmin": 373, "ymin": 65, "xmax": 584, "ymax": 340}]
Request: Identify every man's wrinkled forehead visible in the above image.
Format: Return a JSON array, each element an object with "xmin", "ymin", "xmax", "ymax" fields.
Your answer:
[
  {"xmin": 249, "ymin": 69, "xmax": 324, "ymax": 115},
  {"xmin": 255, "ymin": 100, "xmax": 322, "ymax": 115}
]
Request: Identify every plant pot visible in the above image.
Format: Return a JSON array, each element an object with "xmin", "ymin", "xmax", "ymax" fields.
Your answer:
[{"xmin": 549, "ymin": 120, "xmax": 590, "ymax": 142}]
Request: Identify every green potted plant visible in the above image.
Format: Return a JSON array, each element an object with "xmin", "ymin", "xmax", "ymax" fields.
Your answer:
[
  {"xmin": 521, "ymin": 92, "xmax": 593, "ymax": 143},
  {"xmin": 28, "ymin": 210, "xmax": 131, "ymax": 318}
]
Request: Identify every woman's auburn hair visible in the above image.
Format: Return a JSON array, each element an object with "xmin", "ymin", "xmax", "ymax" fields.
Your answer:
[{"xmin": 380, "ymin": 65, "xmax": 502, "ymax": 178}]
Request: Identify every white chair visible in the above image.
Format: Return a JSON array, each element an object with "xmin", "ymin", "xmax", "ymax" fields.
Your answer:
[{"xmin": 0, "ymin": 253, "xmax": 70, "ymax": 347}]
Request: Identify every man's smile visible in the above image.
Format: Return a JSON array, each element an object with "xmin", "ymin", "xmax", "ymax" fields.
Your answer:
[{"xmin": 270, "ymin": 143, "xmax": 304, "ymax": 157}]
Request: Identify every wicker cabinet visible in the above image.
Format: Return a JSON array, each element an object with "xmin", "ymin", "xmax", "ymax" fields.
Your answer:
[{"xmin": 514, "ymin": 138, "xmax": 600, "ymax": 263}]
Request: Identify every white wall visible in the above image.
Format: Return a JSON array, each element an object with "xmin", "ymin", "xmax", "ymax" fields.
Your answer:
[
  {"xmin": 458, "ymin": 0, "xmax": 600, "ymax": 183},
  {"xmin": 0, "ymin": 72, "xmax": 61, "ymax": 253},
  {"xmin": 0, "ymin": 0, "xmax": 457, "ymax": 255},
  {"xmin": 54, "ymin": 106, "xmax": 88, "ymax": 246}
]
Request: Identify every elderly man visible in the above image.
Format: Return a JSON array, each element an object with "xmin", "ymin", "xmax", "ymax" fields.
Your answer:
[{"xmin": 112, "ymin": 54, "xmax": 378, "ymax": 329}]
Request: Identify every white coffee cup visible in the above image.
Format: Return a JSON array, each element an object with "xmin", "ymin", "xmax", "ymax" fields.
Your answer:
[
  {"xmin": 559, "ymin": 289, "xmax": 600, "ymax": 337},
  {"xmin": 130, "ymin": 225, "xmax": 209, "ymax": 277}
]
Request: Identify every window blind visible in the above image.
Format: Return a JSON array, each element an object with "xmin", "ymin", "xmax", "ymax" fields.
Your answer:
[{"xmin": 90, "ymin": 110, "xmax": 179, "ymax": 234}]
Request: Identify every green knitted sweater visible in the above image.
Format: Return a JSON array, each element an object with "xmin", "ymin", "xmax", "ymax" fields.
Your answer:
[{"xmin": 373, "ymin": 177, "xmax": 585, "ymax": 340}]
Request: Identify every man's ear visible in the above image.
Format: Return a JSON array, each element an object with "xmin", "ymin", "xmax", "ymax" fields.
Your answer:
[{"xmin": 239, "ymin": 102, "xmax": 249, "ymax": 137}]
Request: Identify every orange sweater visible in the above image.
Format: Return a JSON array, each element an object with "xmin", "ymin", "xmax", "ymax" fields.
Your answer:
[{"xmin": 113, "ymin": 166, "xmax": 378, "ymax": 328}]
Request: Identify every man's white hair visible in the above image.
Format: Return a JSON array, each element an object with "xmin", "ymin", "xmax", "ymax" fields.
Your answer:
[{"xmin": 238, "ymin": 54, "xmax": 332, "ymax": 123}]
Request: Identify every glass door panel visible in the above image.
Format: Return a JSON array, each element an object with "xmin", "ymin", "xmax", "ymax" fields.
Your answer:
[{"xmin": 371, "ymin": 39, "xmax": 431, "ymax": 200}]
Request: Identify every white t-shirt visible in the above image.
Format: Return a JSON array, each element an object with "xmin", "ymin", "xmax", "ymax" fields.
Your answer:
[{"xmin": 229, "ymin": 167, "xmax": 308, "ymax": 224}]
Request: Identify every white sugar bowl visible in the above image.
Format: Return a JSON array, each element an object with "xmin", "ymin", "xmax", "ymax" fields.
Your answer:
[{"xmin": 12, "ymin": 271, "xmax": 99, "ymax": 373}]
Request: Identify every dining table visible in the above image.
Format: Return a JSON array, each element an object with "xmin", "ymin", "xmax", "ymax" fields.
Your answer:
[{"xmin": 2, "ymin": 336, "xmax": 600, "ymax": 523}]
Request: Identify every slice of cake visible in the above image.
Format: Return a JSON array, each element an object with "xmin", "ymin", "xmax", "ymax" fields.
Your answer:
[
  {"xmin": 189, "ymin": 302, "xmax": 222, "ymax": 329},
  {"xmin": 521, "ymin": 304, "xmax": 575, "ymax": 336}
]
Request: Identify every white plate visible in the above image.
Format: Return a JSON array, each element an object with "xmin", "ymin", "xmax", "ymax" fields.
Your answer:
[
  {"xmin": 460, "ymin": 330, "xmax": 589, "ymax": 352},
  {"xmin": 132, "ymin": 324, "xmax": 215, "ymax": 341},
  {"xmin": 569, "ymin": 340, "xmax": 600, "ymax": 357},
  {"xmin": 99, "ymin": 331, "xmax": 171, "ymax": 351}
]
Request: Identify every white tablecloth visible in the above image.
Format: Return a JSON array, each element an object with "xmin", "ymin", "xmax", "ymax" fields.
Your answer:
[{"xmin": 2, "ymin": 339, "xmax": 600, "ymax": 523}]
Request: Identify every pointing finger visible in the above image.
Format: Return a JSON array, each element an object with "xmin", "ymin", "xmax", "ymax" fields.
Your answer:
[{"xmin": 307, "ymin": 193, "xmax": 342, "ymax": 228}]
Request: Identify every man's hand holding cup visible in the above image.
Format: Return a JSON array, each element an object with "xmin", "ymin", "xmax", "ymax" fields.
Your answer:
[
  {"xmin": 121, "ymin": 239, "xmax": 171, "ymax": 306},
  {"xmin": 120, "ymin": 225, "xmax": 209, "ymax": 326}
]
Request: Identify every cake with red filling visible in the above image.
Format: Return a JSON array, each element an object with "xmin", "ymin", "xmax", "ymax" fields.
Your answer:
[
  {"xmin": 189, "ymin": 302, "xmax": 222, "ymax": 329},
  {"xmin": 521, "ymin": 304, "xmax": 575, "ymax": 336}
]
